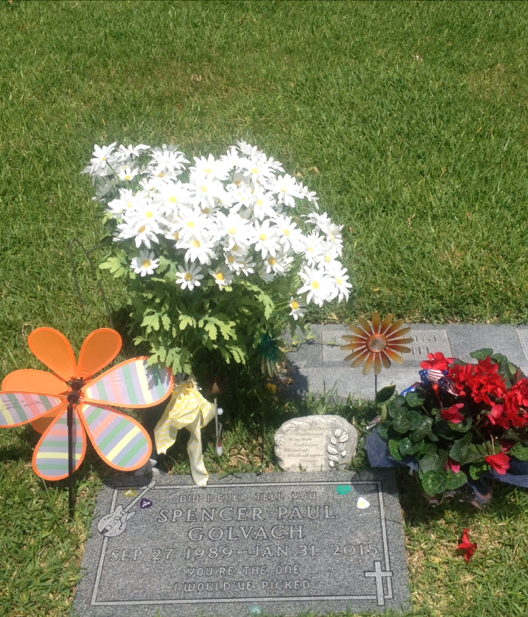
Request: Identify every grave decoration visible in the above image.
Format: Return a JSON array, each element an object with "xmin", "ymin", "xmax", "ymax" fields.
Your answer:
[
  {"xmin": 341, "ymin": 312, "xmax": 413, "ymax": 398},
  {"xmin": 0, "ymin": 327, "xmax": 173, "ymax": 511},
  {"xmin": 367, "ymin": 349, "xmax": 528, "ymax": 505},
  {"xmin": 84, "ymin": 141, "xmax": 351, "ymax": 380},
  {"xmin": 154, "ymin": 376, "xmax": 223, "ymax": 487}
]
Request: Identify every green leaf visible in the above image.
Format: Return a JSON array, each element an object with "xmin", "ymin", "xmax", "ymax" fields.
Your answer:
[
  {"xmin": 393, "ymin": 409, "xmax": 411, "ymax": 433},
  {"xmin": 407, "ymin": 410, "xmax": 423, "ymax": 431},
  {"xmin": 419, "ymin": 447, "xmax": 447, "ymax": 474},
  {"xmin": 510, "ymin": 442, "xmax": 528, "ymax": 461},
  {"xmin": 376, "ymin": 385, "xmax": 396, "ymax": 404},
  {"xmin": 388, "ymin": 395, "xmax": 406, "ymax": 418},
  {"xmin": 388, "ymin": 439, "xmax": 403, "ymax": 461},
  {"xmin": 405, "ymin": 391, "xmax": 425, "ymax": 408},
  {"xmin": 421, "ymin": 470, "xmax": 447, "ymax": 496},
  {"xmin": 445, "ymin": 469, "xmax": 468, "ymax": 490},
  {"xmin": 469, "ymin": 461, "xmax": 490, "ymax": 480},
  {"xmin": 407, "ymin": 439, "xmax": 425, "ymax": 455},
  {"xmin": 410, "ymin": 416, "xmax": 433, "ymax": 442},
  {"xmin": 161, "ymin": 314, "xmax": 171, "ymax": 331},
  {"xmin": 449, "ymin": 434, "xmax": 482, "ymax": 465},
  {"xmin": 377, "ymin": 423, "xmax": 389, "ymax": 440},
  {"xmin": 398, "ymin": 437, "xmax": 414, "ymax": 457},
  {"xmin": 179, "ymin": 315, "xmax": 196, "ymax": 330},
  {"xmin": 470, "ymin": 348, "xmax": 493, "ymax": 361}
]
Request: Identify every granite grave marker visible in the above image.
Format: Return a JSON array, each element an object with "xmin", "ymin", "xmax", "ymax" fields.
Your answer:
[{"xmin": 75, "ymin": 471, "xmax": 410, "ymax": 616}]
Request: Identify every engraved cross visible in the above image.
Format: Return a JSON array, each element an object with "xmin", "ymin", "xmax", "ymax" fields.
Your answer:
[{"xmin": 364, "ymin": 560, "xmax": 393, "ymax": 606}]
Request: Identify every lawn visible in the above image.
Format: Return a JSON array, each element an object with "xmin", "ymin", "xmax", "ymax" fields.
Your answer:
[{"xmin": 1, "ymin": 1, "xmax": 528, "ymax": 616}]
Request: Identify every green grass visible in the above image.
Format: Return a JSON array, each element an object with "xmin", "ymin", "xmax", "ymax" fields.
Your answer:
[{"xmin": 1, "ymin": 1, "xmax": 528, "ymax": 615}]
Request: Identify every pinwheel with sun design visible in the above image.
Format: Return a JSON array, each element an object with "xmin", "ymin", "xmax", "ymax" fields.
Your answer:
[
  {"xmin": 0, "ymin": 328, "xmax": 174, "ymax": 512},
  {"xmin": 341, "ymin": 312, "xmax": 413, "ymax": 401}
]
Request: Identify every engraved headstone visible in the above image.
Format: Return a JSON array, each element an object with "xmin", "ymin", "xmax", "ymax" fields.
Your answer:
[
  {"xmin": 274, "ymin": 415, "xmax": 358, "ymax": 472},
  {"xmin": 74, "ymin": 471, "xmax": 410, "ymax": 616}
]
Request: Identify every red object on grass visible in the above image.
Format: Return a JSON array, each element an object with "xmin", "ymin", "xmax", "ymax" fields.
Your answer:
[{"xmin": 458, "ymin": 528, "xmax": 477, "ymax": 562}]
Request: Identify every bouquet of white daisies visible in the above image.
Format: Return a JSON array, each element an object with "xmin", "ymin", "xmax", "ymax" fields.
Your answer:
[{"xmin": 84, "ymin": 141, "xmax": 351, "ymax": 375}]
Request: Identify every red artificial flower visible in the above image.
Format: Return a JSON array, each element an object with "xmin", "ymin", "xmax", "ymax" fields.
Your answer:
[
  {"xmin": 446, "ymin": 457, "xmax": 461, "ymax": 474},
  {"xmin": 504, "ymin": 378, "xmax": 528, "ymax": 428},
  {"xmin": 458, "ymin": 528, "xmax": 477, "ymax": 562},
  {"xmin": 421, "ymin": 352, "xmax": 454, "ymax": 371},
  {"xmin": 441, "ymin": 403, "xmax": 465, "ymax": 424},
  {"xmin": 485, "ymin": 452, "xmax": 511, "ymax": 475},
  {"xmin": 448, "ymin": 358, "xmax": 507, "ymax": 406},
  {"xmin": 488, "ymin": 404, "xmax": 510, "ymax": 429}
]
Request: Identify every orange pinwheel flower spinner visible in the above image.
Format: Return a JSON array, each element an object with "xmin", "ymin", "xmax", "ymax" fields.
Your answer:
[
  {"xmin": 0, "ymin": 328, "xmax": 174, "ymax": 481},
  {"xmin": 340, "ymin": 312, "xmax": 413, "ymax": 375}
]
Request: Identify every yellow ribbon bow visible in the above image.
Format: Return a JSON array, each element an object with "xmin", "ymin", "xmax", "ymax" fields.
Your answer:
[{"xmin": 154, "ymin": 378, "xmax": 216, "ymax": 487}]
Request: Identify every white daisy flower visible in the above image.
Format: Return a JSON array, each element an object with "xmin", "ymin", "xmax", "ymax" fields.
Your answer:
[
  {"xmin": 85, "ymin": 142, "xmax": 117, "ymax": 175},
  {"xmin": 269, "ymin": 174, "xmax": 301, "ymax": 207},
  {"xmin": 209, "ymin": 266, "xmax": 233, "ymax": 288},
  {"xmin": 297, "ymin": 266, "xmax": 334, "ymax": 307},
  {"xmin": 275, "ymin": 214, "xmax": 304, "ymax": 252},
  {"xmin": 176, "ymin": 263, "xmax": 204, "ymax": 291},
  {"xmin": 179, "ymin": 233, "xmax": 217, "ymax": 265},
  {"xmin": 190, "ymin": 154, "xmax": 230, "ymax": 181},
  {"xmin": 131, "ymin": 251, "xmax": 159, "ymax": 277},
  {"xmin": 117, "ymin": 164, "xmax": 139, "ymax": 182},
  {"xmin": 289, "ymin": 298, "xmax": 306, "ymax": 321},
  {"xmin": 116, "ymin": 143, "xmax": 150, "ymax": 162},
  {"xmin": 253, "ymin": 220, "xmax": 280, "ymax": 259},
  {"xmin": 331, "ymin": 266, "xmax": 352, "ymax": 302},
  {"xmin": 216, "ymin": 212, "xmax": 253, "ymax": 250}
]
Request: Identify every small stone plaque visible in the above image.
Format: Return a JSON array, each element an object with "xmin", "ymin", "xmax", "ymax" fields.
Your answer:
[
  {"xmin": 322, "ymin": 327, "xmax": 452, "ymax": 365},
  {"xmin": 274, "ymin": 415, "xmax": 358, "ymax": 472},
  {"xmin": 75, "ymin": 471, "xmax": 410, "ymax": 616}
]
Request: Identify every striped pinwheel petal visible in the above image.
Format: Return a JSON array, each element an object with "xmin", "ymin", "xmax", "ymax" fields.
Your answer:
[
  {"xmin": 32, "ymin": 404, "xmax": 86, "ymax": 480},
  {"xmin": 0, "ymin": 392, "xmax": 63, "ymax": 427},
  {"xmin": 84, "ymin": 358, "xmax": 173, "ymax": 408},
  {"xmin": 79, "ymin": 404, "xmax": 151, "ymax": 471}
]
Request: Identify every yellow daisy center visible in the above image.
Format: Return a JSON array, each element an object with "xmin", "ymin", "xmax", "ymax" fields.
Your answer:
[
  {"xmin": 169, "ymin": 196, "xmax": 177, "ymax": 203},
  {"xmin": 291, "ymin": 301, "xmax": 299, "ymax": 310},
  {"xmin": 259, "ymin": 233, "xmax": 267, "ymax": 241},
  {"xmin": 229, "ymin": 227, "xmax": 237, "ymax": 235},
  {"xmin": 185, "ymin": 273, "xmax": 193, "ymax": 281},
  {"xmin": 252, "ymin": 167, "xmax": 259, "ymax": 174},
  {"xmin": 192, "ymin": 239, "xmax": 201, "ymax": 248},
  {"xmin": 202, "ymin": 186, "xmax": 208, "ymax": 193},
  {"xmin": 257, "ymin": 198, "xmax": 264, "ymax": 206},
  {"xmin": 205, "ymin": 167, "xmax": 212, "ymax": 174},
  {"xmin": 125, "ymin": 174, "xmax": 132, "ymax": 180},
  {"xmin": 146, "ymin": 211, "xmax": 154, "ymax": 218},
  {"xmin": 228, "ymin": 255, "xmax": 236, "ymax": 264},
  {"xmin": 312, "ymin": 281, "xmax": 320, "ymax": 290},
  {"xmin": 187, "ymin": 221, "xmax": 195, "ymax": 228},
  {"xmin": 216, "ymin": 272, "xmax": 225, "ymax": 281},
  {"xmin": 283, "ymin": 228, "xmax": 291, "ymax": 236},
  {"xmin": 142, "ymin": 259, "xmax": 151, "ymax": 268},
  {"xmin": 336, "ymin": 278, "xmax": 343, "ymax": 285},
  {"xmin": 325, "ymin": 255, "xmax": 332, "ymax": 263},
  {"xmin": 268, "ymin": 257, "xmax": 277, "ymax": 266},
  {"xmin": 138, "ymin": 225, "xmax": 146, "ymax": 233}
]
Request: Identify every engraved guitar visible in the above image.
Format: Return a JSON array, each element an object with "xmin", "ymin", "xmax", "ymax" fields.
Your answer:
[{"xmin": 97, "ymin": 480, "xmax": 156, "ymax": 538}]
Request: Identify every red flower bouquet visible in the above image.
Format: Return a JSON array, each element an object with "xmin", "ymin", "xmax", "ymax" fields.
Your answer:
[{"xmin": 367, "ymin": 349, "xmax": 528, "ymax": 500}]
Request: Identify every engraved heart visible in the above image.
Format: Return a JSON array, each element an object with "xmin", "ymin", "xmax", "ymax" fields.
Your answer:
[
  {"xmin": 337, "ymin": 485, "xmax": 352, "ymax": 495},
  {"xmin": 249, "ymin": 605, "xmax": 263, "ymax": 616},
  {"xmin": 140, "ymin": 498, "xmax": 153, "ymax": 509},
  {"xmin": 357, "ymin": 497, "xmax": 370, "ymax": 509}
]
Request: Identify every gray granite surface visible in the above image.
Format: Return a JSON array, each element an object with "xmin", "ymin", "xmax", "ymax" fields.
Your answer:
[
  {"xmin": 288, "ymin": 324, "xmax": 528, "ymax": 400},
  {"xmin": 74, "ymin": 471, "xmax": 410, "ymax": 617}
]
